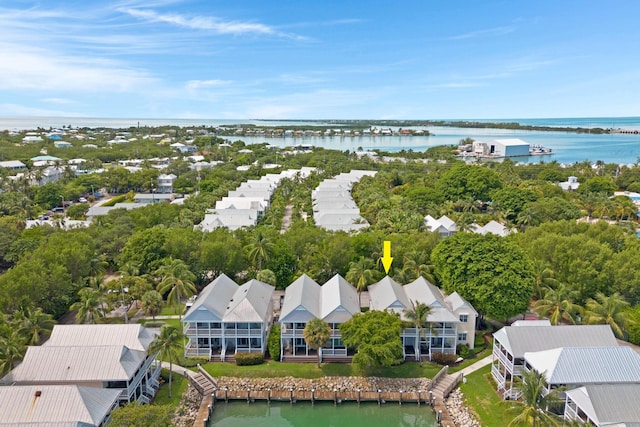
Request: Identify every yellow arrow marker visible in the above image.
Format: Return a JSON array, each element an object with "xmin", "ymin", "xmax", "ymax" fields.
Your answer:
[{"xmin": 381, "ymin": 240, "xmax": 393, "ymax": 274}]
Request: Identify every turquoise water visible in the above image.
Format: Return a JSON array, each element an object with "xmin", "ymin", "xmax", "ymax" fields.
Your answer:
[{"xmin": 208, "ymin": 401, "xmax": 438, "ymax": 427}]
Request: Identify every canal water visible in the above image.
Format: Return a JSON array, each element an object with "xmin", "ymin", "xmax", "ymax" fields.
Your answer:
[{"xmin": 208, "ymin": 400, "xmax": 438, "ymax": 427}]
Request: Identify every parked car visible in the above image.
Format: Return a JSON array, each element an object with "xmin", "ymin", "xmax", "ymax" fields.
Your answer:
[{"xmin": 78, "ymin": 197, "xmax": 88, "ymax": 203}]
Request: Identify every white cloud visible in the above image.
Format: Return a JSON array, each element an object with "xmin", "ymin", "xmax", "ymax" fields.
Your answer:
[
  {"xmin": 185, "ymin": 79, "xmax": 233, "ymax": 90},
  {"xmin": 448, "ymin": 26, "xmax": 516, "ymax": 40},
  {"xmin": 122, "ymin": 8, "xmax": 276, "ymax": 35},
  {"xmin": 0, "ymin": 42, "xmax": 157, "ymax": 93}
]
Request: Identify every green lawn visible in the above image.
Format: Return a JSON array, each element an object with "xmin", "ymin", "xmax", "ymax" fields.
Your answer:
[
  {"xmin": 202, "ymin": 360, "xmax": 442, "ymax": 379},
  {"xmin": 138, "ymin": 318, "xmax": 181, "ymax": 329},
  {"xmin": 459, "ymin": 365, "xmax": 520, "ymax": 427},
  {"xmin": 153, "ymin": 369, "xmax": 188, "ymax": 406},
  {"xmin": 160, "ymin": 305, "xmax": 184, "ymax": 316}
]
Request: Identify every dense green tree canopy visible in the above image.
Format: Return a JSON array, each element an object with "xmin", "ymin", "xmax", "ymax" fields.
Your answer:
[
  {"xmin": 432, "ymin": 233, "xmax": 535, "ymax": 320},
  {"xmin": 340, "ymin": 309, "xmax": 403, "ymax": 369}
]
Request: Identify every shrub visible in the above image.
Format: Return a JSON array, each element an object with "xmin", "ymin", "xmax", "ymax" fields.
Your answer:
[
  {"xmin": 102, "ymin": 194, "xmax": 127, "ymax": 207},
  {"xmin": 177, "ymin": 355, "xmax": 209, "ymax": 368},
  {"xmin": 268, "ymin": 325, "xmax": 281, "ymax": 361},
  {"xmin": 431, "ymin": 352, "xmax": 459, "ymax": 365},
  {"xmin": 235, "ymin": 352, "xmax": 264, "ymax": 366},
  {"xmin": 456, "ymin": 344, "xmax": 473, "ymax": 359}
]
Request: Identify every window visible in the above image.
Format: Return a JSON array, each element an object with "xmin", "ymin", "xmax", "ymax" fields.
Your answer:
[
  {"xmin": 459, "ymin": 314, "xmax": 469, "ymax": 323},
  {"xmin": 458, "ymin": 332, "xmax": 467, "ymax": 342}
]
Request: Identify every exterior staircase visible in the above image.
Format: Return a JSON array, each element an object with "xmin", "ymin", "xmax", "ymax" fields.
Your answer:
[
  {"xmin": 190, "ymin": 366, "xmax": 218, "ymax": 396},
  {"xmin": 431, "ymin": 373, "xmax": 460, "ymax": 399}
]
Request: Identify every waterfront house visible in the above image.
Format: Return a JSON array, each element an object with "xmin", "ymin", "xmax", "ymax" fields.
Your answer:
[
  {"xmin": 279, "ymin": 274, "xmax": 359, "ymax": 362},
  {"xmin": 491, "ymin": 323, "xmax": 618, "ymax": 400},
  {"xmin": 1, "ymin": 324, "xmax": 161, "ymax": 404},
  {"xmin": 368, "ymin": 276, "xmax": 477, "ymax": 361},
  {"xmin": 0, "ymin": 385, "xmax": 121, "ymax": 426},
  {"xmin": 564, "ymin": 384, "xmax": 640, "ymax": 426},
  {"xmin": 183, "ymin": 275, "xmax": 275, "ymax": 361},
  {"xmin": 524, "ymin": 346, "xmax": 640, "ymax": 396}
]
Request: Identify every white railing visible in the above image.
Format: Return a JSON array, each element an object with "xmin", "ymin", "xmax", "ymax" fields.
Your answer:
[{"xmin": 321, "ymin": 348, "xmax": 348, "ymax": 356}]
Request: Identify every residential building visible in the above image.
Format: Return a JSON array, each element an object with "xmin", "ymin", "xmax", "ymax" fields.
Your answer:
[
  {"xmin": 157, "ymin": 173, "xmax": 177, "ymax": 194},
  {"xmin": 491, "ymin": 323, "xmax": 618, "ymax": 399},
  {"xmin": 424, "ymin": 215, "xmax": 458, "ymax": 236},
  {"xmin": 368, "ymin": 276, "xmax": 477, "ymax": 361},
  {"xmin": 0, "ymin": 160, "xmax": 27, "ymax": 171},
  {"xmin": 133, "ymin": 193, "xmax": 173, "ymax": 204},
  {"xmin": 279, "ymin": 274, "xmax": 359, "ymax": 362},
  {"xmin": 183, "ymin": 275, "xmax": 275, "ymax": 361},
  {"xmin": 312, "ymin": 170, "xmax": 376, "ymax": 232},
  {"xmin": 564, "ymin": 384, "xmax": 640, "ymax": 426},
  {"xmin": 0, "ymin": 385, "xmax": 121, "ymax": 427},
  {"xmin": 1, "ymin": 324, "xmax": 161, "ymax": 404},
  {"xmin": 524, "ymin": 346, "xmax": 640, "ymax": 396},
  {"xmin": 53, "ymin": 141, "xmax": 73, "ymax": 148},
  {"xmin": 559, "ymin": 176, "xmax": 581, "ymax": 191}
]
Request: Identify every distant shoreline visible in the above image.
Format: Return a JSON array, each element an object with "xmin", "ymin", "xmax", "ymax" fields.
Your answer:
[{"xmin": 1, "ymin": 116, "xmax": 640, "ymax": 133}]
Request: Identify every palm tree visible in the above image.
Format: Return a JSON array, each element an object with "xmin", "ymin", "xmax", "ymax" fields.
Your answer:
[
  {"xmin": 70, "ymin": 287, "xmax": 107, "ymax": 324},
  {"xmin": 346, "ymin": 256, "xmax": 375, "ymax": 307},
  {"xmin": 303, "ymin": 318, "xmax": 332, "ymax": 368},
  {"xmin": 401, "ymin": 251, "xmax": 436, "ymax": 283},
  {"xmin": 148, "ymin": 325, "xmax": 184, "ymax": 398},
  {"xmin": 244, "ymin": 231, "xmax": 275, "ymax": 271},
  {"xmin": 530, "ymin": 260, "xmax": 559, "ymax": 300},
  {"xmin": 141, "ymin": 290, "xmax": 163, "ymax": 320},
  {"xmin": 0, "ymin": 330, "xmax": 28, "ymax": 375},
  {"xmin": 507, "ymin": 369, "xmax": 562, "ymax": 427},
  {"xmin": 533, "ymin": 285, "xmax": 580, "ymax": 325},
  {"xmin": 403, "ymin": 300, "xmax": 433, "ymax": 361},
  {"xmin": 155, "ymin": 258, "xmax": 197, "ymax": 320},
  {"xmin": 16, "ymin": 307, "xmax": 55, "ymax": 345},
  {"xmin": 584, "ymin": 292, "xmax": 631, "ymax": 339}
]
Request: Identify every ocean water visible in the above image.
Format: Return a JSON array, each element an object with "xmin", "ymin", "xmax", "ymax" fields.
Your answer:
[
  {"xmin": 2, "ymin": 116, "xmax": 640, "ymax": 164},
  {"xmin": 208, "ymin": 401, "xmax": 437, "ymax": 427}
]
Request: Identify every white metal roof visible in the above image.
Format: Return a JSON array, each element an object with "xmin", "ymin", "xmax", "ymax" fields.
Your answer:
[
  {"xmin": 445, "ymin": 291, "xmax": 478, "ymax": 316},
  {"xmin": 0, "ymin": 385, "xmax": 120, "ymax": 426},
  {"xmin": 368, "ymin": 276, "xmax": 410, "ymax": 315},
  {"xmin": 183, "ymin": 274, "xmax": 239, "ymax": 322},
  {"xmin": 3, "ymin": 345, "xmax": 146, "ymax": 383},
  {"xmin": 493, "ymin": 325, "xmax": 618, "ymax": 358},
  {"xmin": 404, "ymin": 277, "xmax": 459, "ymax": 323},
  {"xmin": 320, "ymin": 274, "xmax": 360, "ymax": 323},
  {"xmin": 279, "ymin": 274, "xmax": 322, "ymax": 322},
  {"xmin": 45, "ymin": 324, "xmax": 155, "ymax": 352},
  {"xmin": 494, "ymin": 138, "xmax": 529, "ymax": 147},
  {"xmin": 566, "ymin": 384, "xmax": 640, "ymax": 426},
  {"xmin": 223, "ymin": 279, "xmax": 275, "ymax": 323},
  {"xmin": 524, "ymin": 346, "xmax": 640, "ymax": 385}
]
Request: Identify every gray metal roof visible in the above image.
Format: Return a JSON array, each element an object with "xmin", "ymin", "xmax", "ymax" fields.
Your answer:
[
  {"xmin": 525, "ymin": 346, "xmax": 640, "ymax": 385},
  {"xmin": 223, "ymin": 279, "xmax": 275, "ymax": 323},
  {"xmin": 0, "ymin": 385, "xmax": 120, "ymax": 426},
  {"xmin": 368, "ymin": 276, "xmax": 410, "ymax": 315},
  {"xmin": 3, "ymin": 345, "xmax": 145, "ymax": 383},
  {"xmin": 183, "ymin": 274, "xmax": 239, "ymax": 322},
  {"xmin": 279, "ymin": 274, "xmax": 322, "ymax": 322},
  {"xmin": 45, "ymin": 324, "xmax": 155, "ymax": 352},
  {"xmin": 321, "ymin": 274, "xmax": 360, "ymax": 323},
  {"xmin": 566, "ymin": 384, "xmax": 640, "ymax": 425},
  {"xmin": 445, "ymin": 291, "xmax": 478, "ymax": 315},
  {"xmin": 493, "ymin": 325, "xmax": 618, "ymax": 358}
]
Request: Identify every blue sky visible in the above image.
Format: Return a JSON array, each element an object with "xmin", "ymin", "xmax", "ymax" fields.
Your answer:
[{"xmin": 1, "ymin": 0, "xmax": 640, "ymax": 119}]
